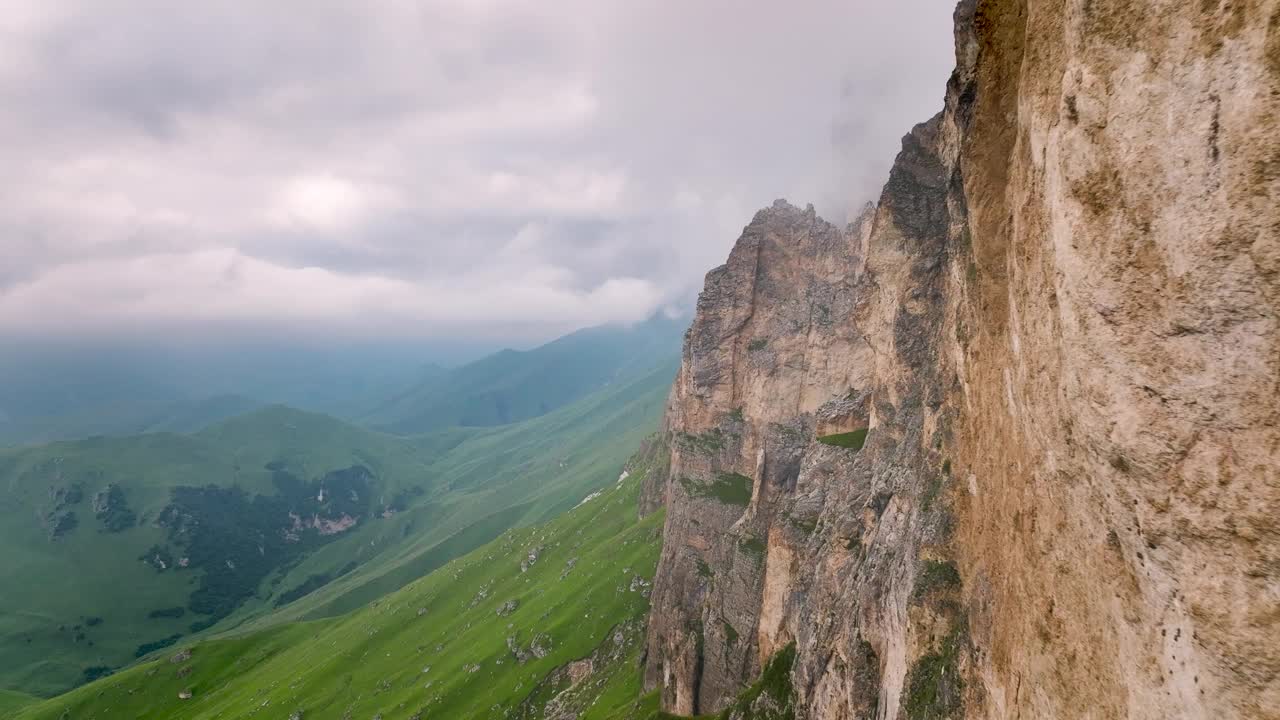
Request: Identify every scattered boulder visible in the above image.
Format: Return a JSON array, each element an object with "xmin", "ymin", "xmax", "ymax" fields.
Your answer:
[
  {"xmin": 530, "ymin": 633, "xmax": 552, "ymax": 659},
  {"xmin": 468, "ymin": 584, "xmax": 492, "ymax": 608},
  {"xmin": 629, "ymin": 576, "xmax": 652, "ymax": 595},
  {"xmin": 507, "ymin": 635, "xmax": 530, "ymax": 664},
  {"xmin": 169, "ymin": 648, "xmax": 192, "ymax": 664},
  {"xmin": 506, "ymin": 631, "xmax": 552, "ymax": 663},
  {"xmin": 520, "ymin": 546, "xmax": 544, "ymax": 573},
  {"xmin": 496, "ymin": 599, "xmax": 519, "ymax": 617},
  {"xmin": 178, "ymin": 689, "xmax": 193, "ymax": 700}
]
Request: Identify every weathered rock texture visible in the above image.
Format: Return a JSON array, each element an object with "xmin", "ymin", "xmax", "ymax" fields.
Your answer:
[{"xmin": 641, "ymin": 1, "xmax": 1280, "ymax": 718}]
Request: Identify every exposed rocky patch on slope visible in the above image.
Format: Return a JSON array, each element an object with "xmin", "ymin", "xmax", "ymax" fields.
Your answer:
[
  {"xmin": 148, "ymin": 464, "xmax": 375, "ymax": 620},
  {"xmin": 92, "ymin": 483, "xmax": 137, "ymax": 532},
  {"xmin": 642, "ymin": 1, "xmax": 1279, "ymax": 718}
]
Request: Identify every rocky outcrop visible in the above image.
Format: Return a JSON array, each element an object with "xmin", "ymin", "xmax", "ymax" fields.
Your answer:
[
  {"xmin": 92, "ymin": 483, "xmax": 137, "ymax": 532},
  {"xmin": 642, "ymin": 1, "xmax": 1279, "ymax": 719},
  {"xmin": 515, "ymin": 621, "xmax": 647, "ymax": 720},
  {"xmin": 43, "ymin": 482, "xmax": 84, "ymax": 541}
]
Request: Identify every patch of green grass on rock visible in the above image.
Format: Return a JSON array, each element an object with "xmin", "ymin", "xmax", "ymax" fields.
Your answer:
[
  {"xmin": 784, "ymin": 512, "xmax": 817, "ymax": 535},
  {"xmin": 816, "ymin": 428, "xmax": 868, "ymax": 452},
  {"xmin": 709, "ymin": 473, "xmax": 753, "ymax": 507},
  {"xmin": 913, "ymin": 560, "xmax": 961, "ymax": 601},
  {"xmin": 723, "ymin": 621, "xmax": 740, "ymax": 647},
  {"xmin": 679, "ymin": 472, "xmax": 753, "ymax": 508},
  {"xmin": 921, "ymin": 474, "xmax": 946, "ymax": 513},
  {"xmin": 713, "ymin": 642, "xmax": 797, "ymax": 720},
  {"xmin": 738, "ymin": 536, "xmax": 767, "ymax": 560},
  {"xmin": 674, "ymin": 429, "xmax": 727, "ymax": 454},
  {"xmin": 903, "ymin": 625, "xmax": 966, "ymax": 720},
  {"xmin": 641, "ymin": 644, "xmax": 797, "ymax": 719}
]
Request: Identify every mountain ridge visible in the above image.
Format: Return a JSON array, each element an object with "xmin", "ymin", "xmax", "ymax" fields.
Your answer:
[
  {"xmin": 364, "ymin": 314, "xmax": 686, "ymax": 435},
  {"xmin": 0, "ymin": 316, "xmax": 683, "ymax": 448}
]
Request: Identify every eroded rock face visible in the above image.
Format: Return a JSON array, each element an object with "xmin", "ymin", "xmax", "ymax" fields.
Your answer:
[{"xmin": 642, "ymin": 1, "xmax": 1279, "ymax": 718}]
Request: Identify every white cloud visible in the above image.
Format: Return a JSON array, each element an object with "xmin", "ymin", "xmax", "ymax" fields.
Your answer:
[
  {"xmin": 0, "ymin": 247, "xmax": 665, "ymax": 339},
  {"xmin": 268, "ymin": 173, "xmax": 393, "ymax": 232},
  {"xmin": 0, "ymin": 0, "xmax": 956, "ymax": 343}
]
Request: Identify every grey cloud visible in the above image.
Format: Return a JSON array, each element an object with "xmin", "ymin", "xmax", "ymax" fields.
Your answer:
[
  {"xmin": 244, "ymin": 215, "xmax": 673, "ymax": 294},
  {"xmin": 0, "ymin": 0, "xmax": 956, "ymax": 345}
]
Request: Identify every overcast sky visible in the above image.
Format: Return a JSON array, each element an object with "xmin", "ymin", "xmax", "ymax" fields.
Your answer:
[{"xmin": 0, "ymin": 0, "xmax": 955, "ymax": 347}]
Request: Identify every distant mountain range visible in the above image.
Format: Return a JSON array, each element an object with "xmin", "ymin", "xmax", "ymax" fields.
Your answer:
[
  {"xmin": 0, "ymin": 315, "xmax": 684, "ymax": 448},
  {"xmin": 363, "ymin": 314, "xmax": 685, "ymax": 434}
]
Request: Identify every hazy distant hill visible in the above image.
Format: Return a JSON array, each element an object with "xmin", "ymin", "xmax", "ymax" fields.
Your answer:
[
  {"xmin": 364, "ymin": 315, "xmax": 685, "ymax": 435},
  {"xmin": 0, "ymin": 319, "xmax": 681, "ymax": 449},
  {"xmin": 0, "ymin": 345, "xmax": 443, "ymax": 448}
]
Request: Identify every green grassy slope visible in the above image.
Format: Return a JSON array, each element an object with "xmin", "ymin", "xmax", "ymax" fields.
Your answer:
[
  {"xmin": 16, "ymin": 458, "xmax": 667, "ymax": 720},
  {"xmin": 0, "ymin": 402, "xmax": 451, "ymax": 693},
  {"xmin": 222, "ymin": 358, "xmax": 677, "ymax": 628},
  {"xmin": 366, "ymin": 315, "xmax": 683, "ymax": 435},
  {"xmin": 0, "ymin": 358, "xmax": 676, "ymax": 698},
  {"xmin": 0, "ymin": 689, "xmax": 38, "ymax": 716}
]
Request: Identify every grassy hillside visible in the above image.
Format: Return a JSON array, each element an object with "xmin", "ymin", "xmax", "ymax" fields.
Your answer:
[
  {"xmin": 16, "ymin": 456, "xmax": 668, "ymax": 720},
  {"xmin": 0, "ymin": 689, "xmax": 38, "ymax": 716},
  {"xmin": 0, "ymin": 358, "xmax": 676, "ymax": 698},
  {"xmin": 366, "ymin": 315, "xmax": 683, "ymax": 435}
]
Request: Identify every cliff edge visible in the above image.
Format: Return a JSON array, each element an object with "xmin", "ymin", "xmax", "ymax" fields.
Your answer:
[{"xmin": 641, "ymin": 1, "xmax": 1279, "ymax": 718}]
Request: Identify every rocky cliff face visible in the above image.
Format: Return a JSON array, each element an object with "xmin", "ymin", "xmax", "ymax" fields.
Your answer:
[{"xmin": 641, "ymin": 1, "xmax": 1279, "ymax": 718}]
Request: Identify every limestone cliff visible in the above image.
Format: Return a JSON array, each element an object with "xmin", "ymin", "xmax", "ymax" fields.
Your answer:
[{"xmin": 640, "ymin": 1, "xmax": 1280, "ymax": 718}]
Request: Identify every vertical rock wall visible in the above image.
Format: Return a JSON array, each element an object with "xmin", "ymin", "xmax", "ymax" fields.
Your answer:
[{"xmin": 642, "ymin": 1, "xmax": 1279, "ymax": 718}]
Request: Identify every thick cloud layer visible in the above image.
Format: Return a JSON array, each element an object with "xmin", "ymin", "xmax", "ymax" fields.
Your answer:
[{"xmin": 0, "ymin": 0, "xmax": 955, "ymax": 344}]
